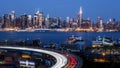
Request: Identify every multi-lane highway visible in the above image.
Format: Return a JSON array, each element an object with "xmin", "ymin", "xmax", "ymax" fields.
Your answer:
[{"xmin": 0, "ymin": 46, "xmax": 67, "ymax": 68}]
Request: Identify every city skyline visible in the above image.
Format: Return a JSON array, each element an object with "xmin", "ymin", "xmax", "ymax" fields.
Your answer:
[{"xmin": 0, "ymin": 0, "xmax": 120, "ymax": 21}]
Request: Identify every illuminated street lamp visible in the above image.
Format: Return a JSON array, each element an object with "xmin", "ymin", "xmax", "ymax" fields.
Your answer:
[{"xmin": 102, "ymin": 52, "xmax": 106, "ymax": 57}]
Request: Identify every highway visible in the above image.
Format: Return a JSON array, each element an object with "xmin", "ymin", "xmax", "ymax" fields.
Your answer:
[
  {"xmin": 0, "ymin": 46, "xmax": 67, "ymax": 68},
  {"xmin": 64, "ymin": 54, "xmax": 77, "ymax": 68}
]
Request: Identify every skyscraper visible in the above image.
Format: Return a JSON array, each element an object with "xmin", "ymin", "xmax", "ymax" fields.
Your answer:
[
  {"xmin": 33, "ymin": 9, "xmax": 45, "ymax": 28},
  {"xmin": 45, "ymin": 14, "xmax": 50, "ymax": 28},
  {"xmin": 20, "ymin": 14, "xmax": 28, "ymax": 29},
  {"xmin": 66, "ymin": 16, "xmax": 70, "ymax": 23},
  {"xmin": 77, "ymin": 6, "xmax": 83, "ymax": 27},
  {"xmin": 97, "ymin": 17, "xmax": 103, "ymax": 31},
  {"xmin": 28, "ymin": 15, "xmax": 32, "ymax": 27},
  {"xmin": 97, "ymin": 16, "xmax": 102, "ymax": 28},
  {"xmin": 9, "ymin": 11, "xmax": 15, "ymax": 22},
  {"xmin": 9, "ymin": 11, "xmax": 16, "ymax": 27},
  {"xmin": 2, "ymin": 14, "xmax": 11, "ymax": 28}
]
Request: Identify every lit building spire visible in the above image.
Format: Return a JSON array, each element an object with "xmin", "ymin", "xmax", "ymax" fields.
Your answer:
[
  {"xmin": 77, "ymin": 6, "xmax": 83, "ymax": 27},
  {"xmin": 79, "ymin": 6, "xmax": 82, "ymax": 14},
  {"xmin": 47, "ymin": 14, "xmax": 50, "ymax": 18},
  {"xmin": 11, "ymin": 10, "xmax": 15, "ymax": 14},
  {"xmin": 36, "ymin": 8, "xmax": 40, "ymax": 14}
]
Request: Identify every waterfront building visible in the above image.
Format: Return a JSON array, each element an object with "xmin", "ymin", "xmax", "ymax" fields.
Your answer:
[
  {"xmin": 97, "ymin": 17, "xmax": 102, "ymax": 28},
  {"xmin": 33, "ymin": 9, "xmax": 45, "ymax": 28},
  {"xmin": 61, "ymin": 20, "xmax": 68, "ymax": 28},
  {"xmin": 28, "ymin": 15, "xmax": 33, "ymax": 27},
  {"xmin": 82, "ymin": 17, "xmax": 91, "ymax": 28},
  {"xmin": 9, "ymin": 11, "xmax": 16, "ymax": 27},
  {"xmin": 33, "ymin": 14, "xmax": 38, "ymax": 28},
  {"xmin": 2, "ymin": 14, "xmax": 11, "ymax": 28},
  {"xmin": 45, "ymin": 14, "xmax": 50, "ymax": 28},
  {"xmin": 39, "ymin": 12, "xmax": 45, "ymax": 28},
  {"xmin": 69, "ymin": 18, "xmax": 74, "ymax": 28},
  {"xmin": 15, "ymin": 17, "xmax": 21, "ymax": 29},
  {"xmin": 97, "ymin": 17, "xmax": 103, "ymax": 31},
  {"xmin": 66, "ymin": 16, "xmax": 70, "ymax": 23},
  {"xmin": 20, "ymin": 14, "xmax": 28, "ymax": 29},
  {"xmin": 71, "ymin": 22, "xmax": 78, "ymax": 29},
  {"xmin": 53, "ymin": 17, "xmax": 61, "ymax": 28},
  {"xmin": 0, "ymin": 17, "xmax": 2, "ymax": 28}
]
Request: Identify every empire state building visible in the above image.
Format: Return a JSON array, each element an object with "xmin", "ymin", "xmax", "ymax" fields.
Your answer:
[{"xmin": 77, "ymin": 6, "xmax": 83, "ymax": 27}]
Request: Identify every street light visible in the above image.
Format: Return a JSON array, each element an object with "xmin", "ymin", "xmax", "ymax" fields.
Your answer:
[{"xmin": 102, "ymin": 52, "xmax": 106, "ymax": 57}]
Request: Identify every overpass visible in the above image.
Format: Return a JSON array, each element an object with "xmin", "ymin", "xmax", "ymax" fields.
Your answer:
[{"xmin": 0, "ymin": 46, "xmax": 67, "ymax": 68}]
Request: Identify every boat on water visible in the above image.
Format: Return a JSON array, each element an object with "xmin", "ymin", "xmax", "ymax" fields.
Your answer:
[
  {"xmin": 118, "ymin": 39, "xmax": 120, "ymax": 45},
  {"xmin": 115, "ymin": 38, "xmax": 120, "ymax": 46},
  {"xmin": 92, "ymin": 36, "xmax": 114, "ymax": 48},
  {"xmin": 65, "ymin": 35, "xmax": 86, "ymax": 52},
  {"xmin": 67, "ymin": 35, "xmax": 84, "ymax": 44}
]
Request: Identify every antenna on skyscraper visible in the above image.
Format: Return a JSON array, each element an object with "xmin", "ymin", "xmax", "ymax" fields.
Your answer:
[
  {"xmin": 35, "ymin": 8, "xmax": 37, "ymax": 13},
  {"xmin": 37, "ymin": 8, "xmax": 39, "ymax": 11},
  {"xmin": 47, "ymin": 14, "xmax": 50, "ymax": 18},
  {"xmin": 79, "ymin": 6, "xmax": 82, "ymax": 14},
  {"xmin": 11, "ymin": 10, "xmax": 15, "ymax": 14},
  {"xmin": 35, "ymin": 8, "xmax": 40, "ymax": 14},
  {"xmin": 41, "ymin": 8, "xmax": 43, "ymax": 13}
]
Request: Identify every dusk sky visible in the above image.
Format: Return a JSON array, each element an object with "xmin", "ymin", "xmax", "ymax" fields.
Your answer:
[{"xmin": 0, "ymin": 0, "xmax": 120, "ymax": 21}]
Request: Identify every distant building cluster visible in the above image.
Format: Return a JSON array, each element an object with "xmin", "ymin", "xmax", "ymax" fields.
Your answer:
[{"xmin": 0, "ymin": 7, "xmax": 120, "ymax": 32}]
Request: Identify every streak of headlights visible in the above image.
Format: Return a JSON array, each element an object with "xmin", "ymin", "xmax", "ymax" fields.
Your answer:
[{"xmin": 0, "ymin": 46, "xmax": 67, "ymax": 68}]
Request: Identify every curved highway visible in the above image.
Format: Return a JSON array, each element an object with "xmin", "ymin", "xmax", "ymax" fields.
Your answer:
[{"xmin": 0, "ymin": 46, "xmax": 67, "ymax": 68}]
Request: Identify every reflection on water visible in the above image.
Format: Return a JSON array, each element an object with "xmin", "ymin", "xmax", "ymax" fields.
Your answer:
[{"xmin": 0, "ymin": 32, "xmax": 120, "ymax": 45}]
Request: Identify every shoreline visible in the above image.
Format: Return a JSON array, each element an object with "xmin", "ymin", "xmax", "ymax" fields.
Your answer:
[{"xmin": 0, "ymin": 28, "xmax": 119, "ymax": 32}]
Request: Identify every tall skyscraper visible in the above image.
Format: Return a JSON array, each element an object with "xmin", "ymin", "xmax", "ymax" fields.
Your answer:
[
  {"xmin": 66, "ymin": 16, "xmax": 70, "ymax": 23},
  {"xmin": 2, "ymin": 14, "xmax": 11, "ymax": 28},
  {"xmin": 45, "ymin": 14, "xmax": 50, "ymax": 28},
  {"xmin": 97, "ymin": 17, "xmax": 103, "ymax": 31},
  {"xmin": 33, "ymin": 14, "xmax": 38, "ymax": 28},
  {"xmin": 28, "ymin": 15, "xmax": 32, "ymax": 27},
  {"xmin": 9, "ymin": 11, "xmax": 16, "ymax": 27},
  {"xmin": 99, "ymin": 20, "xmax": 103, "ymax": 28},
  {"xmin": 33, "ymin": 9, "xmax": 44, "ymax": 28},
  {"xmin": 77, "ymin": 6, "xmax": 83, "ymax": 27},
  {"xmin": 20, "ymin": 14, "xmax": 28, "ymax": 29},
  {"xmin": 0, "ymin": 17, "xmax": 2, "ymax": 28},
  {"xmin": 9, "ymin": 11, "xmax": 15, "ymax": 22},
  {"xmin": 97, "ymin": 16, "xmax": 102, "ymax": 28}
]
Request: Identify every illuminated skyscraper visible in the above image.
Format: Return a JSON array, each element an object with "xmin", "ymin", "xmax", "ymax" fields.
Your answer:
[
  {"xmin": 97, "ymin": 17, "xmax": 103, "ymax": 31},
  {"xmin": 33, "ymin": 9, "xmax": 45, "ymax": 28},
  {"xmin": 9, "ymin": 11, "xmax": 15, "ymax": 22},
  {"xmin": 77, "ymin": 6, "xmax": 83, "ymax": 27},
  {"xmin": 2, "ymin": 14, "xmax": 11, "ymax": 28},
  {"xmin": 9, "ymin": 11, "xmax": 16, "ymax": 27},
  {"xmin": 66, "ymin": 16, "xmax": 70, "ymax": 23},
  {"xmin": 97, "ymin": 16, "xmax": 102, "ymax": 28},
  {"xmin": 45, "ymin": 14, "xmax": 50, "ymax": 28},
  {"xmin": 20, "ymin": 14, "xmax": 28, "ymax": 29},
  {"xmin": 28, "ymin": 15, "xmax": 32, "ymax": 27}
]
